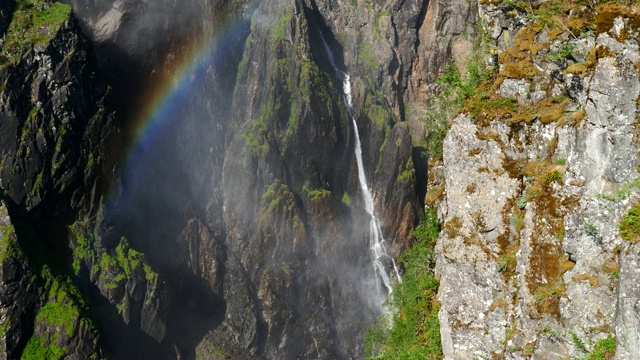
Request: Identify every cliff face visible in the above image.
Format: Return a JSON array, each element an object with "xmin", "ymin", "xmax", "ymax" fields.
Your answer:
[
  {"xmin": 0, "ymin": 0, "xmax": 114, "ymax": 358},
  {"xmin": 0, "ymin": 2, "xmax": 114, "ymax": 213},
  {"xmin": 436, "ymin": 1, "xmax": 640, "ymax": 358},
  {"xmin": 6, "ymin": 0, "xmax": 640, "ymax": 359},
  {"xmin": 215, "ymin": 0, "xmax": 420, "ymax": 356},
  {"xmin": 0, "ymin": 0, "xmax": 481, "ymax": 357}
]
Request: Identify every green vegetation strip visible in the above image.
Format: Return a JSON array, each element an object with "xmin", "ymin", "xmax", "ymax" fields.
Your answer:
[{"xmin": 365, "ymin": 209, "xmax": 442, "ymax": 359}]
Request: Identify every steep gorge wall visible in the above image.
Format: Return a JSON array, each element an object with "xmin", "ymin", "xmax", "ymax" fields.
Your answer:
[
  {"xmin": 208, "ymin": 0, "xmax": 422, "ymax": 356},
  {"xmin": 88, "ymin": 0, "xmax": 432, "ymax": 357}
]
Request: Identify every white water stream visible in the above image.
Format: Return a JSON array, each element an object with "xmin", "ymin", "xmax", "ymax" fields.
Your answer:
[{"xmin": 319, "ymin": 35, "xmax": 401, "ymax": 296}]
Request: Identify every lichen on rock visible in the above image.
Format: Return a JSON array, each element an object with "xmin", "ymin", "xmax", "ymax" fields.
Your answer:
[{"xmin": 435, "ymin": 1, "xmax": 640, "ymax": 358}]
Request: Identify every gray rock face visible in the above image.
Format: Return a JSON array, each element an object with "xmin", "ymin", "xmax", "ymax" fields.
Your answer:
[
  {"xmin": 411, "ymin": 0, "xmax": 478, "ymax": 100},
  {"xmin": 437, "ymin": 115, "xmax": 516, "ymax": 358},
  {"xmin": 437, "ymin": 2, "xmax": 640, "ymax": 359},
  {"xmin": 615, "ymin": 243, "xmax": 640, "ymax": 358},
  {"xmin": 585, "ymin": 34, "xmax": 639, "ymax": 130}
]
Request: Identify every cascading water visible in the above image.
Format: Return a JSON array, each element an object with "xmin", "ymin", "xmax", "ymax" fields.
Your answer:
[{"xmin": 319, "ymin": 34, "xmax": 401, "ymax": 297}]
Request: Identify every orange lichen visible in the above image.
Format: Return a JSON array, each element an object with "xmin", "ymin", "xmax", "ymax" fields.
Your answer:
[
  {"xmin": 595, "ymin": 3, "xmax": 640, "ymax": 41},
  {"xmin": 498, "ymin": 21, "xmax": 541, "ymax": 79},
  {"xmin": 489, "ymin": 298, "xmax": 509, "ymax": 312},
  {"xmin": 530, "ymin": 43, "xmax": 547, "ymax": 56},
  {"xmin": 538, "ymin": 97, "xmax": 571, "ymax": 124},
  {"xmin": 572, "ymin": 273, "xmax": 600, "ymax": 287},
  {"xmin": 503, "ymin": 157, "xmax": 526, "ymax": 179},
  {"xmin": 564, "ymin": 63, "xmax": 588, "ymax": 75},
  {"xmin": 547, "ymin": 27, "xmax": 565, "ymax": 42},
  {"xmin": 602, "ymin": 258, "xmax": 620, "ymax": 275},
  {"xmin": 534, "ymin": 282, "xmax": 565, "ymax": 319},
  {"xmin": 476, "ymin": 129, "xmax": 501, "ymax": 141},
  {"xmin": 424, "ymin": 184, "xmax": 445, "ymax": 205},
  {"xmin": 444, "ymin": 216, "xmax": 463, "ymax": 239},
  {"xmin": 573, "ymin": 109, "xmax": 586, "ymax": 123},
  {"xmin": 466, "ymin": 183, "xmax": 477, "ymax": 194}
]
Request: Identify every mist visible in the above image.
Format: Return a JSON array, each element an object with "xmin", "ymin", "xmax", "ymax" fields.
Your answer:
[{"xmin": 54, "ymin": 0, "xmax": 417, "ymax": 358}]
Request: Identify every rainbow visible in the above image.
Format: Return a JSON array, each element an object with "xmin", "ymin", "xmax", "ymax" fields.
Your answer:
[
  {"xmin": 126, "ymin": 21, "xmax": 248, "ymax": 162},
  {"xmin": 107, "ymin": 17, "xmax": 251, "ymax": 207}
]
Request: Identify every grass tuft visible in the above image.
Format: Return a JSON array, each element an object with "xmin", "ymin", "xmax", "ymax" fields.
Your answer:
[{"xmin": 620, "ymin": 205, "xmax": 640, "ymax": 244}]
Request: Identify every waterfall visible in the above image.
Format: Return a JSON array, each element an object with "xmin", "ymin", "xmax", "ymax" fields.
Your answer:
[{"xmin": 319, "ymin": 34, "xmax": 401, "ymax": 296}]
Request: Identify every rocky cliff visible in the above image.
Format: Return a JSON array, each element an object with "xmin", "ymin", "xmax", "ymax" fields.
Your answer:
[
  {"xmin": 0, "ymin": 0, "xmax": 112, "ymax": 358},
  {"xmin": 0, "ymin": 1, "xmax": 174, "ymax": 358},
  {"xmin": 2, "ymin": 0, "xmax": 639, "ymax": 359},
  {"xmin": 435, "ymin": 1, "xmax": 640, "ymax": 358}
]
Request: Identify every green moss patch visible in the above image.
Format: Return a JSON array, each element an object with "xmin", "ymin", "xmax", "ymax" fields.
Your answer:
[
  {"xmin": 1, "ymin": 0, "xmax": 72, "ymax": 66},
  {"xmin": 0, "ymin": 224, "xmax": 21, "ymax": 262},
  {"xmin": 22, "ymin": 266, "xmax": 97, "ymax": 359},
  {"xmin": 98, "ymin": 237, "xmax": 145, "ymax": 291},
  {"xmin": 341, "ymin": 192, "xmax": 352, "ymax": 206},
  {"xmin": 22, "ymin": 333, "xmax": 65, "ymax": 360},
  {"xmin": 590, "ymin": 335, "xmax": 617, "ymax": 360},
  {"xmin": 262, "ymin": 180, "xmax": 296, "ymax": 213}
]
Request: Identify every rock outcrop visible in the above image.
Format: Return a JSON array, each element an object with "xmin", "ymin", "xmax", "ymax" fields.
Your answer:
[
  {"xmin": 0, "ymin": 1, "xmax": 110, "ymax": 357},
  {"xmin": 0, "ymin": 1, "xmax": 14, "ymax": 40},
  {"xmin": 0, "ymin": 1, "xmax": 115, "ymax": 213},
  {"xmin": 436, "ymin": 1, "xmax": 640, "ymax": 358}
]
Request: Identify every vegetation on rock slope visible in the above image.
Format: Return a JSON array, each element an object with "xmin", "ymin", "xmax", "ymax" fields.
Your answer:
[
  {"xmin": 0, "ymin": 1, "xmax": 166, "ymax": 357},
  {"xmin": 363, "ymin": 16, "xmax": 493, "ymax": 360},
  {"xmin": 620, "ymin": 205, "xmax": 640, "ymax": 244},
  {"xmin": 0, "ymin": 0, "xmax": 72, "ymax": 65},
  {"xmin": 22, "ymin": 266, "xmax": 99, "ymax": 360},
  {"xmin": 365, "ymin": 209, "xmax": 441, "ymax": 359}
]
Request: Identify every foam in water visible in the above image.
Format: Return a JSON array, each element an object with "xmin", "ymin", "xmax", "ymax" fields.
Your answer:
[{"xmin": 319, "ymin": 34, "xmax": 401, "ymax": 297}]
